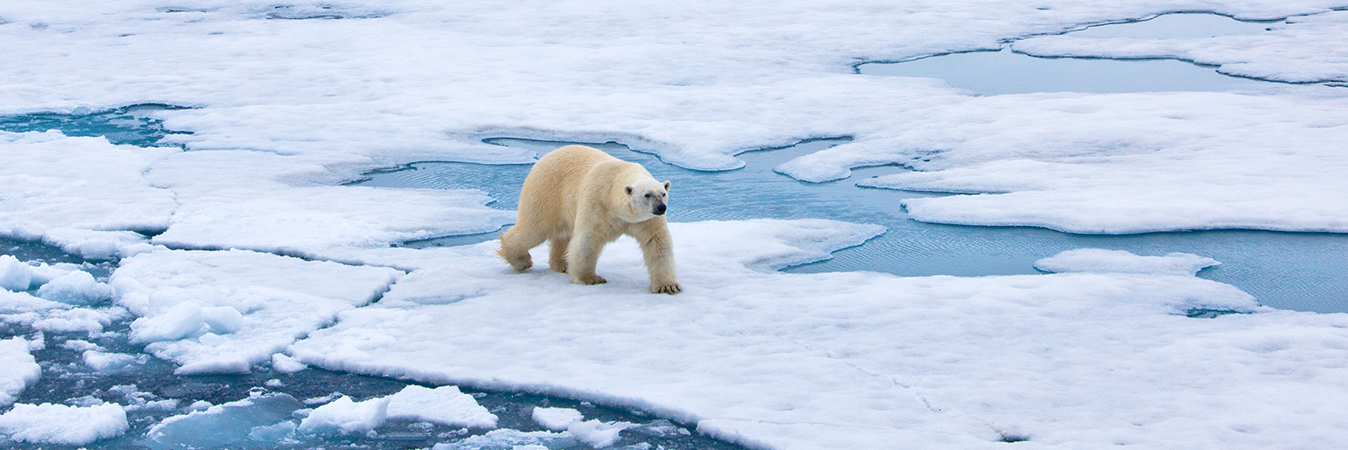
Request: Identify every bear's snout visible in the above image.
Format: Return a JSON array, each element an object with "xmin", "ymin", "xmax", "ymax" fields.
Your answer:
[{"xmin": 653, "ymin": 203, "xmax": 666, "ymax": 215}]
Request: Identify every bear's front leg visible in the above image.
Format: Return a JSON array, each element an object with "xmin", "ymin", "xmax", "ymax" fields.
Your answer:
[
  {"xmin": 566, "ymin": 225, "xmax": 609, "ymax": 286},
  {"xmin": 633, "ymin": 218, "xmax": 680, "ymax": 294}
]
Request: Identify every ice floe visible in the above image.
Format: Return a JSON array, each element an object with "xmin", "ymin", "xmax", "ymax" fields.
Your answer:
[
  {"xmin": 1035, "ymin": 248, "xmax": 1221, "ymax": 276},
  {"xmin": 0, "ymin": 337, "xmax": 40, "ymax": 407},
  {"xmin": 111, "ymin": 248, "xmax": 403, "ymax": 374},
  {"xmin": 0, "ymin": 402, "xmax": 128, "ymax": 445},
  {"xmin": 288, "ymin": 219, "xmax": 1348, "ymax": 450}
]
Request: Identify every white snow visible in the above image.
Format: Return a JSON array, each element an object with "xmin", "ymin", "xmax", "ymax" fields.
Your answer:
[
  {"xmin": 0, "ymin": 337, "xmax": 41, "ymax": 407},
  {"xmin": 297, "ymin": 395, "xmax": 390, "ymax": 435},
  {"xmin": 0, "ymin": 132, "xmax": 177, "ymax": 253},
  {"xmin": 35, "ymin": 270, "xmax": 114, "ymax": 305},
  {"xmin": 1035, "ymin": 248, "xmax": 1221, "ymax": 276},
  {"xmin": 0, "ymin": 402, "xmax": 128, "ymax": 445},
  {"xmin": 532, "ymin": 407, "xmax": 584, "ymax": 431},
  {"xmin": 111, "ymin": 248, "xmax": 403, "ymax": 374},
  {"xmin": 386, "ymin": 385, "xmax": 498, "ymax": 429},
  {"xmin": 288, "ymin": 220, "xmax": 1348, "ymax": 450}
]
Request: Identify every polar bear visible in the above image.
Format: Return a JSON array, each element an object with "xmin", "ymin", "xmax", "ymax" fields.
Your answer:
[{"xmin": 498, "ymin": 145, "xmax": 681, "ymax": 294}]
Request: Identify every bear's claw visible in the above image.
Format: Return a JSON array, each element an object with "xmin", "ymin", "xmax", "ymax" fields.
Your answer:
[
  {"xmin": 651, "ymin": 282, "xmax": 682, "ymax": 295},
  {"xmin": 573, "ymin": 274, "xmax": 607, "ymax": 285}
]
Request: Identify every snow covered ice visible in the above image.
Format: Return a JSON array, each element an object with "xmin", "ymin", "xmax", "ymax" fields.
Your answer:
[{"xmin": 3, "ymin": 0, "xmax": 1348, "ymax": 449}]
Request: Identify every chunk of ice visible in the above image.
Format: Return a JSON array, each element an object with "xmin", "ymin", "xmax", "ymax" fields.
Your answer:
[
  {"xmin": 532, "ymin": 406, "xmax": 583, "ymax": 431},
  {"xmin": 0, "ymin": 337, "xmax": 41, "ymax": 406},
  {"xmin": 0, "ymin": 403, "xmax": 128, "ymax": 445},
  {"xmin": 36, "ymin": 270, "xmax": 114, "ymax": 305},
  {"xmin": 1035, "ymin": 249, "xmax": 1220, "ymax": 276},
  {"xmin": 0, "ymin": 255, "xmax": 33, "ymax": 291},
  {"xmin": 144, "ymin": 393, "xmax": 304, "ymax": 450},
  {"xmin": 130, "ymin": 301, "xmax": 205, "ymax": 343},
  {"xmin": 297, "ymin": 395, "xmax": 390, "ymax": 435},
  {"xmin": 387, "ymin": 385, "xmax": 497, "ymax": 429}
]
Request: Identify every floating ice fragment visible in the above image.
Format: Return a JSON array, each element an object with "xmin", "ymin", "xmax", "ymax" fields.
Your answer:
[
  {"xmin": 568, "ymin": 419, "xmax": 637, "ymax": 449},
  {"xmin": 0, "ymin": 403, "xmax": 128, "ymax": 445},
  {"xmin": 387, "ymin": 385, "xmax": 497, "ymax": 429},
  {"xmin": 36, "ymin": 270, "xmax": 114, "ymax": 305},
  {"xmin": 432, "ymin": 429, "xmax": 577, "ymax": 450},
  {"xmin": 130, "ymin": 301, "xmax": 205, "ymax": 343},
  {"xmin": 145, "ymin": 393, "xmax": 304, "ymax": 450},
  {"xmin": 272, "ymin": 353, "xmax": 307, "ymax": 373},
  {"xmin": 1034, "ymin": 249, "xmax": 1220, "ymax": 276},
  {"xmin": 0, "ymin": 337, "xmax": 41, "ymax": 406},
  {"xmin": 61, "ymin": 339, "xmax": 104, "ymax": 352},
  {"xmin": 82, "ymin": 350, "xmax": 147, "ymax": 373},
  {"xmin": 532, "ymin": 406, "xmax": 584, "ymax": 431},
  {"xmin": 0, "ymin": 255, "xmax": 33, "ymax": 291},
  {"xmin": 297, "ymin": 395, "xmax": 390, "ymax": 435}
]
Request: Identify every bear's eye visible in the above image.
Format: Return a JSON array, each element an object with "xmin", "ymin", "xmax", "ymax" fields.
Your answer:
[{"xmin": 644, "ymin": 193, "xmax": 651, "ymax": 198}]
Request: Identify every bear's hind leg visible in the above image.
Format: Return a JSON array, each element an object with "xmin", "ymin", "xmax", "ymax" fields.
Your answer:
[
  {"xmin": 548, "ymin": 235, "xmax": 570, "ymax": 273},
  {"xmin": 498, "ymin": 224, "xmax": 546, "ymax": 272}
]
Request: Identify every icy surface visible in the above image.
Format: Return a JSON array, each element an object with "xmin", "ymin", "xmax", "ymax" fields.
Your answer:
[
  {"xmin": 297, "ymin": 395, "xmax": 390, "ymax": 435},
  {"xmin": 145, "ymin": 393, "xmax": 304, "ymax": 449},
  {"xmin": 287, "ymin": 219, "xmax": 1348, "ymax": 449},
  {"xmin": 2, "ymin": 1, "xmax": 1347, "ymax": 234},
  {"xmin": 35, "ymin": 270, "xmax": 113, "ymax": 305},
  {"xmin": 0, "ymin": 337, "xmax": 40, "ymax": 406},
  {"xmin": 111, "ymin": 248, "xmax": 403, "ymax": 374},
  {"xmin": 1035, "ymin": 248, "xmax": 1221, "ymax": 276},
  {"xmin": 532, "ymin": 407, "xmax": 584, "ymax": 431},
  {"xmin": 1014, "ymin": 11, "xmax": 1348, "ymax": 83},
  {"xmin": 386, "ymin": 385, "xmax": 498, "ymax": 429},
  {"xmin": 0, "ymin": 131, "xmax": 176, "ymax": 252},
  {"xmin": 0, "ymin": 402, "xmax": 128, "ymax": 445},
  {"xmin": 0, "ymin": 255, "xmax": 33, "ymax": 291}
]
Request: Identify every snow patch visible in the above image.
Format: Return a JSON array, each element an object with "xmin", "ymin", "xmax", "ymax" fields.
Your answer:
[
  {"xmin": 1035, "ymin": 248, "xmax": 1221, "ymax": 276},
  {"xmin": 297, "ymin": 395, "xmax": 390, "ymax": 435}
]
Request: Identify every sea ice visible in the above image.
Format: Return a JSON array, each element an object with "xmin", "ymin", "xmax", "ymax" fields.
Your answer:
[
  {"xmin": 0, "ymin": 255, "xmax": 33, "ymax": 291},
  {"xmin": 111, "ymin": 247, "xmax": 403, "ymax": 374},
  {"xmin": 0, "ymin": 402, "xmax": 128, "ymax": 445},
  {"xmin": 271, "ymin": 353, "xmax": 308, "ymax": 373},
  {"xmin": 145, "ymin": 393, "xmax": 305, "ymax": 449},
  {"xmin": 82, "ymin": 350, "xmax": 147, "ymax": 374},
  {"xmin": 0, "ymin": 337, "xmax": 40, "ymax": 407},
  {"xmin": 290, "ymin": 219, "xmax": 1348, "ymax": 450},
  {"xmin": 297, "ymin": 395, "xmax": 390, "ymax": 435},
  {"xmin": 532, "ymin": 406, "xmax": 584, "ymax": 431},
  {"xmin": 35, "ymin": 270, "xmax": 114, "ymax": 305},
  {"xmin": 386, "ymin": 385, "xmax": 498, "ymax": 429},
  {"xmin": 1035, "ymin": 248, "xmax": 1221, "ymax": 276}
]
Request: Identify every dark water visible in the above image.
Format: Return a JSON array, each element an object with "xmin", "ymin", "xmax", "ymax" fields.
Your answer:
[
  {"xmin": 856, "ymin": 13, "xmax": 1291, "ymax": 94},
  {"xmin": 356, "ymin": 138, "xmax": 1348, "ymax": 314}
]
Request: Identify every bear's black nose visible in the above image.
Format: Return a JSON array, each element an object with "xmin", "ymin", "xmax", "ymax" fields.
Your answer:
[{"xmin": 653, "ymin": 203, "xmax": 666, "ymax": 215}]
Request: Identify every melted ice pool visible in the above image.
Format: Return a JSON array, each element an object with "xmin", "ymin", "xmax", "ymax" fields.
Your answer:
[
  {"xmin": 856, "ymin": 13, "xmax": 1285, "ymax": 95},
  {"xmin": 355, "ymin": 138, "xmax": 1348, "ymax": 314}
]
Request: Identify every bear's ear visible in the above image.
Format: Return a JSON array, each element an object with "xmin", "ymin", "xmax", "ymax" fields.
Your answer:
[
  {"xmin": 625, "ymin": 186, "xmax": 633, "ymax": 195},
  {"xmin": 663, "ymin": 181, "xmax": 672, "ymax": 191}
]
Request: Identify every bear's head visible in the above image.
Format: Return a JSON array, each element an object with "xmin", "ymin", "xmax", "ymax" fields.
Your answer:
[{"xmin": 624, "ymin": 180, "xmax": 672, "ymax": 221}]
